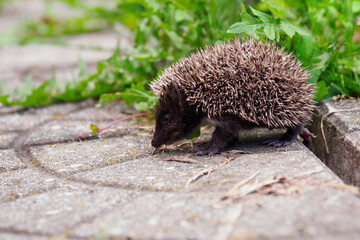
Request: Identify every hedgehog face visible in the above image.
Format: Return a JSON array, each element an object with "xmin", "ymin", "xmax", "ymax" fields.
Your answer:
[
  {"xmin": 151, "ymin": 82, "xmax": 201, "ymax": 148},
  {"xmin": 151, "ymin": 102, "xmax": 185, "ymax": 148}
]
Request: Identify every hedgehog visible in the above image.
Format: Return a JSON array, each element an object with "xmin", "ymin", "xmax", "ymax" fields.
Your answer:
[{"xmin": 150, "ymin": 38, "xmax": 315, "ymax": 156}]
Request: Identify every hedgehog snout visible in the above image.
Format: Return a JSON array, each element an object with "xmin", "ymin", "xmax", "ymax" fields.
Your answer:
[{"xmin": 151, "ymin": 138, "xmax": 162, "ymax": 148}]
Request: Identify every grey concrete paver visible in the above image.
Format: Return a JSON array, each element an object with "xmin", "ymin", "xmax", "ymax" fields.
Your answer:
[
  {"xmin": 72, "ymin": 156, "xmax": 205, "ymax": 191},
  {"xmin": 0, "ymin": 133, "xmax": 18, "ymax": 149},
  {"xmin": 0, "ymin": 168, "xmax": 66, "ymax": 203},
  {"xmin": 0, "ymin": 102, "xmax": 80, "ymax": 132},
  {"xmin": 0, "ymin": 234, "xmax": 49, "ymax": 240},
  {"xmin": 74, "ymin": 192, "xmax": 244, "ymax": 239},
  {"xmin": 311, "ymin": 99, "xmax": 360, "ymax": 186},
  {"xmin": 30, "ymin": 135, "xmax": 150, "ymax": 177},
  {"xmin": 229, "ymin": 188, "xmax": 360, "ymax": 239},
  {"xmin": 0, "ymin": 44, "xmax": 113, "ymax": 90},
  {"xmin": 0, "ymin": 149, "xmax": 26, "ymax": 172},
  {"xmin": 0, "ymin": 186, "xmax": 139, "ymax": 237}
]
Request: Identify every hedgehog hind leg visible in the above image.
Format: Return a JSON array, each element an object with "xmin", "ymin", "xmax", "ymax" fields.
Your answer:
[
  {"xmin": 196, "ymin": 125, "xmax": 238, "ymax": 156},
  {"xmin": 299, "ymin": 127, "xmax": 315, "ymax": 150},
  {"xmin": 264, "ymin": 125, "xmax": 314, "ymax": 149}
]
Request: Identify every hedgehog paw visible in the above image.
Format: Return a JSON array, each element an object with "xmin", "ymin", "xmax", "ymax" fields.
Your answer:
[
  {"xmin": 264, "ymin": 139, "xmax": 292, "ymax": 147},
  {"xmin": 195, "ymin": 148, "xmax": 218, "ymax": 156}
]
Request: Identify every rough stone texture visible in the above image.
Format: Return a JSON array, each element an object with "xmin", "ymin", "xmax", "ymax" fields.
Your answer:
[
  {"xmin": 310, "ymin": 99, "xmax": 360, "ymax": 187},
  {"xmin": 0, "ymin": 149, "xmax": 26, "ymax": 172}
]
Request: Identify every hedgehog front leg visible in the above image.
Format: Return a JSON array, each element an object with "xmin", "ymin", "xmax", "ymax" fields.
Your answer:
[
  {"xmin": 264, "ymin": 125, "xmax": 314, "ymax": 149},
  {"xmin": 196, "ymin": 125, "xmax": 238, "ymax": 156}
]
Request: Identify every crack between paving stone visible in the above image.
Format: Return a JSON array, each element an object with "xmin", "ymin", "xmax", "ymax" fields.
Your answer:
[{"xmin": 13, "ymin": 125, "xmax": 146, "ymax": 149}]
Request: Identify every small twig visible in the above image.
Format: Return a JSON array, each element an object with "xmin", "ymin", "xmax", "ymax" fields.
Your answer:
[
  {"xmin": 320, "ymin": 107, "xmax": 360, "ymax": 153},
  {"xmin": 220, "ymin": 172, "xmax": 260, "ymax": 201},
  {"xmin": 78, "ymin": 112, "xmax": 152, "ymax": 139},
  {"xmin": 219, "ymin": 168, "xmax": 324, "ymax": 203},
  {"xmin": 163, "ymin": 156, "xmax": 199, "ymax": 164},
  {"xmin": 185, "ymin": 153, "xmax": 245, "ymax": 187},
  {"xmin": 331, "ymin": 184, "xmax": 360, "ymax": 197},
  {"xmin": 185, "ymin": 158, "xmax": 232, "ymax": 187}
]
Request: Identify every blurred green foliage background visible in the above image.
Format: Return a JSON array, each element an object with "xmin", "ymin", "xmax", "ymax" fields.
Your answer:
[{"xmin": 0, "ymin": 0, "xmax": 359, "ymax": 109}]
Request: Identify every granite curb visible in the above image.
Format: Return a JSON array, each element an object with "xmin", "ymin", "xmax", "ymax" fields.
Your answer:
[{"xmin": 310, "ymin": 99, "xmax": 360, "ymax": 187}]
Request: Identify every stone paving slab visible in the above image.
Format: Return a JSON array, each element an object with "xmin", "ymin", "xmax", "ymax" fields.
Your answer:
[
  {"xmin": 0, "ymin": 44, "xmax": 113, "ymax": 90},
  {"xmin": 0, "ymin": 102, "xmax": 81, "ymax": 132},
  {"xmin": 0, "ymin": 149, "xmax": 26, "ymax": 172},
  {"xmin": 229, "ymin": 188, "xmax": 360, "ymax": 239},
  {"xmin": 310, "ymin": 99, "xmax": 360, "ymax": 187},
  {"xmin": 0, "ymin": 133, "xmax": 18, "ymax": 149},
  {"xmin": 0, "ymin": 168, "xmax": 66, "ymax": 203},
  {"xmin": 0, "ymin": 186, "xmax": 139, "ymax": 237}
]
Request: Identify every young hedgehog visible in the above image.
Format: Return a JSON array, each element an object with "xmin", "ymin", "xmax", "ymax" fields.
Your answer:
[{"xmin": 150, "ymin": 38, "xmax": 315, "ymax": 156}]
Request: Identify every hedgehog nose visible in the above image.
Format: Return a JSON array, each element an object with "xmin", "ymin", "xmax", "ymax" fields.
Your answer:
[{"xmin": 151, "ymin": 139, "xmax": 161, "ymax": 148}]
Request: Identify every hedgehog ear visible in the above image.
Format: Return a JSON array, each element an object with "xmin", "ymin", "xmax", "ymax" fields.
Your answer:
[{"xmin": 166, "ymin": 81, "xmax": 186, "ymax": 111}]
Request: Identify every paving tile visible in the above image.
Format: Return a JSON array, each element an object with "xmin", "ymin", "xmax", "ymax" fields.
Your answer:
[
  {"xmin": 0, "ymin": 168, "xmax": 67, "ymax": 203},
  {"xmin": 30, "ymin": 135, "xmax": 152, "ymax": 177},
  {"xmin": 72, "ymin": 191, "xmax": 243, "ymax": 239},
  {"xmin": 0, "ymin": 186, "xmax": 139, "ymax": 236},
  {"xmin": 0, "ymin": 133, "xmax": 18, "ymax": 149},
  {"xmin": 0, "ymin": 102, "xmax": 81, "ymax": 132},
  {"xmin": 0, "ymin": 149, "xmax": 26, "ymax": 173}
]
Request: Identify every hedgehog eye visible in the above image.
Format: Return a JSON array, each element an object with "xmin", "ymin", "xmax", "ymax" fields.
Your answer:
[{"xmin": 163, "ymin": 114, "xmax": 172, "ymax": 123}]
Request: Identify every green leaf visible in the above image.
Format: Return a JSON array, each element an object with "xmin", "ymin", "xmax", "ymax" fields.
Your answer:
[
  {"xmin": 249, "ymin": 7, "xmax": 273, "ymax": 23},
  {"xmin": 134, "ymin": 101, "xmax": 150, "ymax": 111},
  {"xmin": 239, "ymin": 4, "xmax": 262, "ymax": 25},
  {"xmin": 0, "ymin": 95, "xmax": 10, "ymax": 105},
  {"xmin": 280, "ymin": 21, "xmax": 295, "ymax": 38},
  {"xmin": 314, "ymin": 80, "xmax": 328, "ymax": 101},
  {"xmin": 263, "ymin": 0, "xmax": 287, "ymax": 19},
  {"xmin": 293, "ymin": 35, "xmax": 320, "ymax": 67},
  {"xmin": 174, "ymin": 10, "xmax": 193, "ymax": 22},
  {"xmin": 98, "ymin": 92, "xmax": 123, "ymax": 106},
  {"xmin": 343, "ymin": 75, "xmax": 360, "ymax": 95},
  {"xmin": 186, "ymin": 127, "xmax": 201, "ymax": 140},
  {"xmin": 165, "ymin": 30, "xmax": 186, "ymax": 49},
  {"xmin": 97, "ymin": 61, "xmax": 107, "ymax": 73},
  {"xmin": 280, "ymin": 21, "xmax": 309, "ymax": 38},
  {"xmin": 264, "ymin": 25, "xmax": 276, "ymax": 40},
  {"xmin": 90, "ymin": 124, "xmax": 99, "ymax": 135},
  {"xmin": 312, "ymin": 52, "xmax": 332, "ymax": 71},
  {"xmin": 227, "ymin": 22, "xmax": 261, "ymax": 38}
]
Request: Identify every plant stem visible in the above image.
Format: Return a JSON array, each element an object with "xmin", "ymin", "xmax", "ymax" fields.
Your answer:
[{"xmin": 78, "ymin": 112, "xmax": 152, "ymax": 139}]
